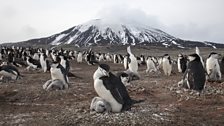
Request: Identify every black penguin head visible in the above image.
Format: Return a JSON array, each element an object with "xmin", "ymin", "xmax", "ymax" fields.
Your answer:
[
  {"xmin": 120, "ymin": 72, "xmax": 130, "ymax": 84},
  {"xmin": 98, "ymin": 64, "xmax": 110, "ymax": 77},
  {"xmin": 188, "ymin": 53, "xmax": 200, "ymax": 62},
  {"xmin": 208, "ymin": 52, "xmax": 220, "ymax": 59}
]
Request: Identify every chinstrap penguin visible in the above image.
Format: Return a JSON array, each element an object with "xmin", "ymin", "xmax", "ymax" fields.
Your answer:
[{"xmin": 93, "ymin": 64, "xmax": 143, "ymax": 112}]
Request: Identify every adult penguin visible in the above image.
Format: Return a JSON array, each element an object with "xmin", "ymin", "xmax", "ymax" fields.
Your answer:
[
  {"xmin": 177, "ymin": 53, "xmax": 187, "ymax": 73},
  {"xmin": 50, "ymin": 61, "xmax": 69, "ymax": 89},
  {"xmin": 77, "ymin": 51, "xmax": 83, "ymax": 63},
  {"xmin": 127, "ymin": 46, "xmax": 138, "ymax": 74},
  {"xmin": 206, "ymin": 52, "xmax": 221, "ymax": 81},
  {"xmin": 180, "ymin": 53, "xmax": 206, "ymax": 91},
  {"xmin": 26, "ymin": 56, "xmax": 41, "ymax": 70},
  {"xmin": 0, "ymin": 64, "xmax": 22, "ymax": 81},
  {"xmin": 162, "ymin": 54, "xmax": 172, "ymax": 76},
  {"xmin": 40, "ymin": 53, "xmax": 50, "ymax": 72},
  {"xmin": 93, "ymin": 64, "xmax": 143, "ymax": 112},
  {"xmin": 196, "ymin": 47, "xmax": 204, "ymax": 67},
  {"xmin": 146, "ymin": 56, "xmax": 158, "ymax": 73}
]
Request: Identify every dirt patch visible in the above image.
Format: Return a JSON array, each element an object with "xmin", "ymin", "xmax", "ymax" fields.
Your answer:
[{"xmin": 1, "ymin": 48, "xmax": 224, "ymax": 125}]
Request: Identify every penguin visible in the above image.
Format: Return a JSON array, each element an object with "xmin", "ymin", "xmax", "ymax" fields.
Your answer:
[
  {"xmin": 117, "ymin": 72, "xmax": 131, "ymax": 86},
  {"xmin": 32, "ymin": 53, "xmax": 40, "ymax": 60},
  {"xmin": 77, "ymin": 51, "xmax": 83, "ymax": 63},
  {"xmin": 105, "ymin": 53, "xmax": 112, "ymax": 61},
  {"xmin": 7, "ymin": 50, "xmax": 14, "ymax": 64},
  {"xmin": 90, "ymin": 96, "xmax": 112, "ymax": 113},
  {"xmin": 26, "ymin": 56, "xmax": 41, "ymax": 70},
  {"xmin": 0, "ymin": 64, "xmax": 22, "ymax": 81},
  {"xmin": 146, "ymin": 56, "xmax": 158, "ymax": 73},
  {"xmin": 180, "ymin": 53, "xmax": 206, "ymax": 91},
  {"xmin": 86, "ymin": 51, "xmax": 98, "ymax": 65},
  {"xmin": 50, "ymin": 61, "xmax": 69, "ymax": 89},
  {"xmin": 93, "ymin": 64, "xmax": 143, "ymax": 112},
  {"xmin": 123, "ymin": 54, "xmax": 130, "ymax": 70},
  {"xmin": 162, "ymin": 54, "xmax": 172, "ymax": 76},
  {"xmin": 127, "ymin": 46, "xmax": 138, "ymax": 74},
  {"xmin": 59, "ymin": 55, "xmax": 70, "ymax": 74},
  {"xmin": 195, "ymin": 47, "xmax": 205, "ymax": 67},
  {"xmin": 118, "ymin": 54, "xmax": 124, "ymax": 64},
  {"xmin": 220, "ymin": 56, "xmax": 224, "ymax": 75},
  {"xmin": 43, "ymin": 79, "xmax": 66, "ymax": 91},
  {"xmin": 140, "ymin": 55, "xmax": 146, "ymax": 65},
  {"xmin": 177, "ymin": 54, "xmax": 188, "ymax": 73},
  {"xmin": 206, "ymin": 52, "xmax": 221, "ymax": 81},
  {"xmin": 98, "ymin": 53, "xmax": 105, "ymax": 62},
  {"xmin": 40, "ymin": 53, "xmax": 50, "ymax": 72},
  {"xmin": 113, "ymin": 54, "xmax": 119, "ymax": 64}
]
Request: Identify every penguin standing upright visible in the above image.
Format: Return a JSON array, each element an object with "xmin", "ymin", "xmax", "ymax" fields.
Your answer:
[
  {"xmin": 123, "ymin": 54, "xmax": 129, "ymax": 70},
  {"xmin": 206, "ymin": 52, "xmax": 221, "ymax": 81},
  {"xmin": 59, "ymin": 55, "xmax": 70, "ymax": 74},
  {"xmin": 93, "ymin": 64, "xmax": 142, "ymax": 112},
  {"xmin": 40, "ymin": 53, "xmax": 50, "ymax": 72},
  {"xmin": 180, "ymin": 53, "xmax": 206, "ymax": 91},
  {"xmin": 127, "ymin": 46, "xmax": 138, "ymax": 74},
  {"xmin": 196, "ymin": 47, "xmax": 204, "ymax": 67},
  {"xmin": 177, "ymin": 54, "xmax": 187, "ymax": 73},
  {"xmin": 146, "ymin": 56, "xmax": 158, "ymax": 73},
  {"xmin": 77, "ymin": 51, "xmax": 83, "ymax": 63},
  {"xmin": 162, "ymin": 54, "xmax": 172, "ymax": 76},
  {"xmin": 50, "ymin": 62, "xmax": 68, "ymax": 89}
]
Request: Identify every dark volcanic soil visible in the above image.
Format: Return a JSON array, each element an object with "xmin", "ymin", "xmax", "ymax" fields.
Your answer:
[{"xmin": 0, "ymin": 47, "xmax": 224, "ymax": 126}]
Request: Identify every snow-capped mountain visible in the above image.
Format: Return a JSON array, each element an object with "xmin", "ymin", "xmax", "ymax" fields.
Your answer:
[{"xmin": 8, "ymin": 19, "xmax": 224, "ymax": 48}]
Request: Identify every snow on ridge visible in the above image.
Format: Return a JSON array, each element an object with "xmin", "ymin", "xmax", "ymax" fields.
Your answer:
[{"xmin": 51, "ymin": 33, "xmax": 68, "ymax": 45}]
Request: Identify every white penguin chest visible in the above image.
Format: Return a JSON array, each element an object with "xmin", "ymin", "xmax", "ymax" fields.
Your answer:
[
  {"xmin": 51, "ymin": 68, "xmax": 66, "ymax": 84},
  {"xmin": 94, "ymin": 78, "xmax": 122, "ymax": 112}
]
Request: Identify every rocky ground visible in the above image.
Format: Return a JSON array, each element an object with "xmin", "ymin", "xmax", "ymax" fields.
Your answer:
[{"xmin": 0, "ymin": 47, "xmax": 224, "ymax": 126}]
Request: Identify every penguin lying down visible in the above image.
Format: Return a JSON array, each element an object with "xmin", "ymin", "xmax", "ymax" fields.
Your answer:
[
  {"xmin": 43, "ymin": 79, "xmax": 68, "ymax": 91},
  {"xmin": 116, "ymin": 70, "xmax": 140, "ymax": 83}
]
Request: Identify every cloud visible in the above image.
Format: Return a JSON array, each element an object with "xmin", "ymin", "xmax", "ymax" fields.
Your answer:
[
  {"xmin": 96, "ymin": 5, "xmax": 164, "ymax": 29},
  {"xmin": 95, "ymin": 4, "xmax": 224, "ymax": 43}
]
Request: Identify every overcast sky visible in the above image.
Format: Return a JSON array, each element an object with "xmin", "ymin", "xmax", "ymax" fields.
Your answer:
[{"xmin": 0, "ymin": 0, "xmax": 223, "ymax": 43}]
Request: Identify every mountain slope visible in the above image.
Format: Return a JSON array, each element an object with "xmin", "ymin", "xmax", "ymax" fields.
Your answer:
[{"xmin": 7, "ymin": 19, "xmax": 224, "ymax": 48}]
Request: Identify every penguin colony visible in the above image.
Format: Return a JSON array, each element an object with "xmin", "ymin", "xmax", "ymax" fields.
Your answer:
[{"xmin": 0, "ymin": 46, "xmax": 223, "ymax": 113}]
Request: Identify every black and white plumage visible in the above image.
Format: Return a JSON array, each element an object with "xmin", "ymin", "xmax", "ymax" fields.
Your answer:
[
  {"xmin": 117, "ymin": 72, "xmax": 130, "ymax": 86},
  {"xmin": 127, "ymin": 46, "xmax": 138, "ymax": 74},
  {"xmin": 50, "ymin": 62, "xmax": 69, "ymax": 89},
  {"xmin": 0, "ymin": 65, "xmax": 21, "ymax": 81},
  {"xmin": 77, "ymin": 51, "xmax": 83, "ymax": 63},
  {"xmin": 123, "ymin": 54, "xmax": 130, "ymax": 70},
  {"xmin": 181, "ymin": 53, "xmax": 206, "ymax": 91},
  {"xmin": 162, "ymin": 54, "xmax": 172, "ymax": 76},
  {"xmin": 59, "ymin": 55, "xmax": 70, "ymax": 73},
  {"xmin": 90, "ymin": 97, "xmax": 112, "ymax": 113},
  {"xmin": 40, "ymin": 53, "xmax": 50, "ymax": 72},
  {"xmin": 86, "ymin": 51, "xmax": 98, "ymax": 65},
  {"xmin": 177, "ymin": 54, "xmax": 188, "ymax": 73},
  {"xmin": 146, "ymin": 56, "xmax": 158, "ymax": 73},
  {"xmin": 196, "ymin": 47, "xmax": 205, "ymax": 68},
  {"xmin": 26, "ymin": 56, "xmax": 41, "ymax": 70},
  {"xmin": 206, "ymin": 52, "xmax": 221, "ymax": 81},
  {"xmin": 93, "ymin": 64, "xmax": 142, "ymax": 112},
  {"xmin": 43, "ymin": 79, "xmax": 66, "ymax": 91}
]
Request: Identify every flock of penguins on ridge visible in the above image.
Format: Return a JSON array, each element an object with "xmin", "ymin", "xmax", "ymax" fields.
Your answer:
[{"xmin": 0, "ymin": 45, "xmax": 223, "ymax": 113}]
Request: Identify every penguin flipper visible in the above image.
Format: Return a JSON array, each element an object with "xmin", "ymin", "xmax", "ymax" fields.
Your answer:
[{"xmin": 100, "ymin": 76, "xmax": 124, "ymax": 105}]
